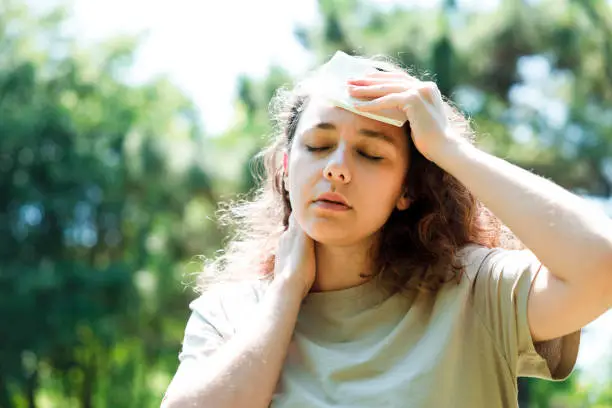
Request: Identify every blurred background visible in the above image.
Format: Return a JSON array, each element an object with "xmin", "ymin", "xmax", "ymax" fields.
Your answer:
[{"xmin": 1, "ymin": 0, "xmax": 611, "ymax": 406}]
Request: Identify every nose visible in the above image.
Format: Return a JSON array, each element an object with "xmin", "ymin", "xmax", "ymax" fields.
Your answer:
[{"xmin": 323, "ymin": 147, "xmax": 351, "ymax": 184}]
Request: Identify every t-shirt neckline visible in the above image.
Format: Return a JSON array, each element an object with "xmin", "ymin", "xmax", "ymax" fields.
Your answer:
[{"xmin": 300, "ymin": 276, "xmax": 392, "ymax": 316}]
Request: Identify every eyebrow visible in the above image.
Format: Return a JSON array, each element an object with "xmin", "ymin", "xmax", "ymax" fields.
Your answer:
[{"xmin": 313, "ymin": 122, "xmax": 396, "ymax": 145}]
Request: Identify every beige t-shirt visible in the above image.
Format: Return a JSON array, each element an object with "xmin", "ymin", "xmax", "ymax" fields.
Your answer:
[{"xmin": 178, "ymin": 245, "xmax": 581, "ymax": 407}]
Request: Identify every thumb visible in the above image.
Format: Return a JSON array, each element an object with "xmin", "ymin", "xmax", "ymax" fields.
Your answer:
[{"xmin": 287, "ymin": 212, "xmax": 297, "ymax": 232}]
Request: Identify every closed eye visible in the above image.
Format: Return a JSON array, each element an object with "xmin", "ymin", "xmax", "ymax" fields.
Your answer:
[
  {"xmin": 306, "ymin": 145, "xmax": 383, "ymax": 161},
  {"xmin": 305, "ymin": 145, "xmax": 328, "ymax": 152},
  {"xmin": 359, "ymin": 151, "xmax": 383, "ymax": 161}
]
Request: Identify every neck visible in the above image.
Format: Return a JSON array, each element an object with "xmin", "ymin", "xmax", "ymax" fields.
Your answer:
[{"xmin": 311, "ymin": 234, "xmax": 380, "ymax": 292}]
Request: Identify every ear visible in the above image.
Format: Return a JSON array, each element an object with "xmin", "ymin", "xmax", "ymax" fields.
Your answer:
[
  {"xmin": 283, "ymin": 152, "xmax": 289, "ymax": 172},
  {"xmin": 396, "ymin": 191, "xmax": 411, "ymax": 211}
]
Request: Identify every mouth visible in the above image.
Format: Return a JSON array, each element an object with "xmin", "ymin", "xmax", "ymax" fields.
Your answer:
[
  {"xmin": 314, "ymin": 192, "xmax": 351, "ymax": 208},
  {"xmin": 313, "ymin": 199, "xmax": 351, "ymax": 211},
  {"xmin": 318, "ymin": 199, "xmax": 345, "ymax": 205}
]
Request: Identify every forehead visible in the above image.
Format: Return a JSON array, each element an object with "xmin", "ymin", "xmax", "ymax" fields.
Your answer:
[{"xmin": 295, "ymin": 96, "xmax": 406, "ymax": 141}]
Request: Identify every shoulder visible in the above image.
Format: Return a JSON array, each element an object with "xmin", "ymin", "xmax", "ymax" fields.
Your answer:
[
  {"xmin": 455, "ymin": 243, "xmax": 539, "ymax": 281},
  {"xmin": 189, "ymin": 279, "xmax": 269, "ymax": 334},
  {"xmin": 455, "ymin": 243, "xmax": 494, "ymax": 272},
  {"xmin": 190, "ymin": 279, "xmax": 269, "ymax": 313}
]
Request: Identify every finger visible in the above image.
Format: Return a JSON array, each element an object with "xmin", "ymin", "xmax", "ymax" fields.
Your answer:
[
  {"xmin": 347, "ymin": 76, "xmax": 413, "ymax": 86},
  {"xmin": 294, "ymin": 222, "xmax": 314, "ymax": 249},
  {"xmin": 418, "ymin": 81, "xmax": 442, "ymax": 106},
  {"xmin": 300, "ymin": 230, "xmax": 315, "ymax": 249},
  {"xmin": 359, "ymin": 70, "xmax": 419, "ymax": 82},
  {"xmin": 348, "ymin": 83, "xmax": 412, "ymax": 99},
  {"xmin": 354, "ymin": 90, "xmax": 421, "ymax": 112},
  {"xmin": 288, "ymin": 213, "xmax": 296, "ymax": 230}
]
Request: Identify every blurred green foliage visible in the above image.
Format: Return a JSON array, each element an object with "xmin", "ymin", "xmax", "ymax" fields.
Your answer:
[
  {"xmin": 0, "ymin": 1, "xmax": 220, "ymax": 407},
  {"xmin": 0, "ymin": 0, "xmax": 611, "ymax": 407}
]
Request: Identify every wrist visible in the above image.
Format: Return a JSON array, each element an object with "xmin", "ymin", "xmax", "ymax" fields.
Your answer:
[
  {"xmin": 270, "ymin": 275, "xmax": 309, "ymax": 302},
  {"xmin": 429, "ymin": 136, "xmax": 476, "ymax": 169}
]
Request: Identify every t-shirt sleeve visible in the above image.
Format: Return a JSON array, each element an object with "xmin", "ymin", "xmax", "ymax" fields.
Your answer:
[
  {"xmin": 465, "ymin": 246, "xmax": 581, "ymax": 380},
  {"xmin": 177, "ymin": 280, "xmax": 267, "ymax": 363},
  {"xmin": 177, "ymin": 295, "xmax": 227, "ymax": 362}
]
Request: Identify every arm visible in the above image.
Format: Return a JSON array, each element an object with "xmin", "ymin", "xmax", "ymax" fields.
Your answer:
[
  {"xmin": 434, "ymin": 141, "xmax": 612, "ymax": 341},
  {"xmin": 162, "ymin": 277, "xmax": 303, "ymax": 408},
  {"xmin": 350, "ymin": 73, "xmax": 611, "ymax": 341},
  {"xmin": 349, "ymin": 72, "xmax": 612, "ymax": 341}
]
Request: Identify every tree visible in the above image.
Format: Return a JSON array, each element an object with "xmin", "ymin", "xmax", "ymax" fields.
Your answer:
[{"xmin": 0, "ymin": 1, "xmax": 217, "ymax": 406}]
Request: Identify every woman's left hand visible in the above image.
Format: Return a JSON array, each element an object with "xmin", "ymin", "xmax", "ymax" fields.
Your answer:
[{"xmin": 348, "ymin": 72, "xmax": 465, "ymax": 162}]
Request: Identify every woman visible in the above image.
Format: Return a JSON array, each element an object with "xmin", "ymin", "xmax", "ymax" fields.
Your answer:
[{"xmin": 162, "ymin": 52, "xmax": 612, "ymax": 407}]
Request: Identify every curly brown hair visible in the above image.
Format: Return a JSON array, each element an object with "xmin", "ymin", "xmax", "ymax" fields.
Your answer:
[{"xmin": 196, "ymin": 55, "xmax": 522, "ymax": 295}]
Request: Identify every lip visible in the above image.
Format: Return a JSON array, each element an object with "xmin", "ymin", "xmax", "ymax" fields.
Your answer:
[{"xmin": 313, "ymin": 192, "xmax": 351, "ymax": 208}]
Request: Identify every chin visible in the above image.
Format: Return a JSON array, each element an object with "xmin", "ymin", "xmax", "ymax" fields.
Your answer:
[{"xmin": 304, "ymin": 222, "xmax": 365, "ymax": 246}]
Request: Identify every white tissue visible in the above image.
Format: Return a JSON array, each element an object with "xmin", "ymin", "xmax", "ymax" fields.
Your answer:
[{"xmin": 311, "ymin": 51, "xmax": 408, "ymax": 127}]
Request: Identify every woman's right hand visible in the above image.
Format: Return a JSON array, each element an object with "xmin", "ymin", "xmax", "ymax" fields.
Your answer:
[{"xmin": 274, "ymin": 214, "xmax": 316, "ymax": 299}]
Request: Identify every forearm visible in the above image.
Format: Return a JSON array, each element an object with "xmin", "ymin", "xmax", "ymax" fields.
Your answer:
[
  {"xmin": 163, "ymin": 278, "xmax": 303, "ymax": 408},
  {"xmin": 434, "ymin": 140, "xmax": 612, "ymax": 284}
]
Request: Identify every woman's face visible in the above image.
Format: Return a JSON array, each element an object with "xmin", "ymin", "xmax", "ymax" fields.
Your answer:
[{"xmin": 286, "ymin": 96, "xmax": 411, "ymax": 245}]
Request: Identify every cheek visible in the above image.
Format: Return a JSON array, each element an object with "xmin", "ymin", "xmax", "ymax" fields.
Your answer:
[
  {"xmin": 364, "ymin": 178, "xmax": 401, "ymax": 212},
  {"xmin": 362, "ymin": 165, "xmax": 402, "ymax": 192},
  {"xmin": 287, "ymin": 155, "xmax": 318, "ymax": 204},
  {"xmin": 358, "ymin": 167, "xmax": 406, "ymax": 213}
]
